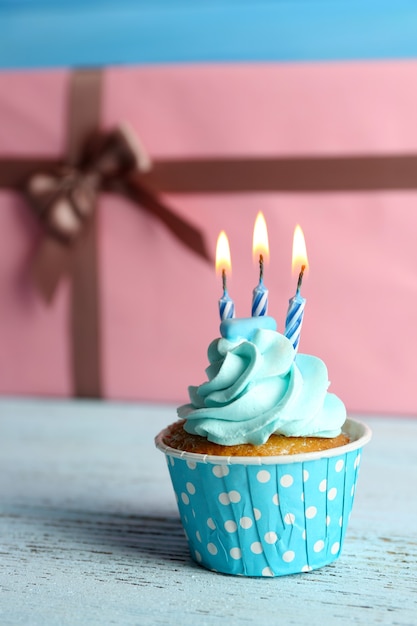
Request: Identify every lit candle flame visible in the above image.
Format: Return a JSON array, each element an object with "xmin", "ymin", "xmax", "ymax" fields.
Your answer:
[
  {"xmin": 216, "ymin": 231, "xmax": 235, "ymax": 318},
  {"xmin": 252, "ymin": 212, "xmax": 270, "ymax": 265},
  {"xmin": 292, "ymin": 224, "xmax": 309, "ymax": 277},
  {"xmin": 216, "ymin": 231, "xmax": 232, "ymax": 279}
]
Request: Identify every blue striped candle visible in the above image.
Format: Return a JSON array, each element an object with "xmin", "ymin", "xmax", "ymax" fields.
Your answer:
[
  {"xmin": 251, "ymin": 255, "xmax": 268, "ymax": 317},
  {"xmin": 251, "ymin": 280, "xmax": 268, "ymax": 316},
  {"xmin": 285, "ymin": 265, "xmax": 306, "ymax": 352},
  {"xmin": 219, "ymin": 292, "xmax": 235, "ymax": 320},
  {"xmin": 219, "ymin": 270, "xmax": 235, "ymax": 320}
]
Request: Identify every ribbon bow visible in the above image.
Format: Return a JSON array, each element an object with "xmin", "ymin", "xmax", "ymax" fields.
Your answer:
[
  {"xmin": 25, "ymin": 124, "xmax": 150, "ymax": 243},
  {"xmin": 27, "ymin": 165, "xmax": 98, "ymax": 243},
  {"xmin": 24, "ymin": 124, "xmax": 211, "ymax": 301}
]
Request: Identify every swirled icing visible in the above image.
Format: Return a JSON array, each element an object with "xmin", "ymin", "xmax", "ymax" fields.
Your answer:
[{"xmin": 177, "ymin": 317, "xmax": 346, "ymax": 446}]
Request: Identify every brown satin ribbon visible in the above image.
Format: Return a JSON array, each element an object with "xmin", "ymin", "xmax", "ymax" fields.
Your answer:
[
  {"xmin": 68, "ymin": 69, "xmax": 101, "ymax": 399},
  {"xmin": 3, "ymin": 154, "xmax": 417, "ymax": 192},
  {"xmin": 140, "ymin": 154, "xmax": 417, "ymax": 192},
  {"xmin": 34, "ymin": 70, "xmax": 103, "ymax": 398}
]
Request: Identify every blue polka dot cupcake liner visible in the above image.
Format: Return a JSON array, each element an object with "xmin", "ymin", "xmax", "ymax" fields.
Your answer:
[{"xmin": 155, "ymin": 418, "xmax": 371, "ymax": 577}]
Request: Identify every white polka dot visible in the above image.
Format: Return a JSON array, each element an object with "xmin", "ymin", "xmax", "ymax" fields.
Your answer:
[
  {"xmin": 219, "ymin": 492, "xmax": 230, "ymax": 505},
  {"xmin": 351, "ymin": 484, "xmax": 355, "ymax": 497},
  {"xmin": 301, "ymin": 565, "xmax": 313, "ymax": 572},
  {"xmin": 195, "ymin": 550, "xmax": 202, "ymax": 562},
  {"xmin": 264, "ymin": 531, "xmax": 278, "ymax": 544},
  {"xmin": 230, "ymin": 547, "xmax": 242, "ymax": 560},
  {"xmin": 335, "ymin": 459, "xmax": 344, "ymax": 472},
  {"xmin": 186, "ymin": 460, "xmax": 197, "ymax": 470},
  {"xmin": 250, "ymin": 542, "xmax": 263, "ymax": 554},
  {"xmin": 305, "ymin": 506, "xmax": 317, "ymax": 519},
  {"xmin": 280, "ymin": 474, "xmax": 294, "ymax": 488},
  {"xmin": 192, "ymin": 509, "xmax": 196, "ymax": 518},
  {"xmin": 207, "ymin": 543, "xmax": 218, "ymax": 555},
  {"xmin": 212, "ymin": 465, "xmax": 230, "ymax": 478},
  {"xmin": 196, "ymin": 531, "xmax": 202, "ymax": 543},
  {"xmin": 183, "ymin": 529, "xmax": 189, "ymax": 540},
  {"xmin": 282, "ymin": 550, "xmax": 295, "ymax": 563},
  {"xmin": 229, "ymin": 490, "xmax": 241, "ymax": 503},
  {"xmin": 339, "ymin": 516, "xmax": 343, "ymax": 527},
  {"xmin": 284, "ymin": 513, "xmax": 295, "ymax": 525},
  {"xmin": 303, "ymin": 470, "xmax": 309, "ymax": 482},
  {"xmin": 169, "ymin": 456, "xmax": 175, "ymax": 466},
  {"xmin": 184, "ymin": 515, "xmax": 188, "ymax": 524},
  {"xmin": 328, "ymin": 487, "xmax": 337, "ymax": 500},
  {"xmin": 331, "ymin": 542, "xmax": 340, "ymax": 555},
  {"xmin": 326, "ymin": 515, "xmax": 331, "ymax": 526},
  {"xmin": 302, "ymin": 530, "xmax": 306, "ymax": 540},
  {"xmin": 262, "ymin": 567, "xmax": 274, "ymax": 577},
  {"xmin": 314, "ymin": 540, "xmax": 325, "ymax": 553},
  {"xmin": 186, "ymin": 482, "xmax": 196, "ymax": 495},
  {"xmin": 224, "ymin": 520, "xmax": 237, "ymax": 533},
  {"xmin": 253, "ymin": 508, "xmax": 262, "ymax": 520},
  {"xmin": 181, "ymin": 493, "xmax": 189, "ymax": 505},
  {"xmin": 319, "ymin": 479, "xmax": 327, "ymax": 492},
  {"xmin": 207, "ymin": 517, "xmax": 216, "ymax": 530},
  {"xmin": 301, "ymin": 492, "xmax": 305, "ymax": 502},
  {"xmin": 257, "ymin": 470, "xmax": 271, "ymax": 483},
  {"xmin": 354, "ymin": 454, "xmax": 361, "ymax": 469},
  {"xmin": 272, "ymin": 494, "xmax": 279, "ymax": 506},
  {"xmin": 240, "ymin": 517, "xmax": 253, "ymax": 529}
]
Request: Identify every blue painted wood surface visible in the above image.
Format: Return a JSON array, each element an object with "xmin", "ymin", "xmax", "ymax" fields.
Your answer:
[
  {"xmin": 0, "ymin": 398, "xmax": 416, "ymax": 625},
  {"xmin": 2, "ymin": 1, "xmax": 417, "ymax": 69}
]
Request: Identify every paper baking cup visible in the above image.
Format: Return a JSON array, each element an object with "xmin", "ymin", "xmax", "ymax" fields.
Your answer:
[{"xmin": 155, "ymin": 418, "xmax": 371, "ymax": 577}]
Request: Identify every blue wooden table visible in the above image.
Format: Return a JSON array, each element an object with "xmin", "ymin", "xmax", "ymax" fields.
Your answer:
[{"xmin": 0, "ymin": 397, "xmax": 416, "ymax": 625}]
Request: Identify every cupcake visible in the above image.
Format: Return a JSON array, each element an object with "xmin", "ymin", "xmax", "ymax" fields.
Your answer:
[{"xmin": 155, "ymin": 316, "xmax": 371, "ymax": 577}]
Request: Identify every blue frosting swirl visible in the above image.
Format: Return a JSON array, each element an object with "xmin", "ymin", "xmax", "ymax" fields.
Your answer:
[{"xmin": 177, "ymin": 317, "xmax": 346, "ymax": 446}]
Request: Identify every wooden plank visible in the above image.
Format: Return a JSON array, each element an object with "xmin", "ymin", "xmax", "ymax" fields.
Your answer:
[
  {"xmin": 2, "ymin": 1, "xmax": 417, "ymax": 68},
  {"xmin": 0, "ymin": 399, "xmax": 416, "ymax": 625}
]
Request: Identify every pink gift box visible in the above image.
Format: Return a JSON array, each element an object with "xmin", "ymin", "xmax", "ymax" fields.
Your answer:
[{"xmin": 1, "ymin": 62, "xmax": 417, "ymax": 415}]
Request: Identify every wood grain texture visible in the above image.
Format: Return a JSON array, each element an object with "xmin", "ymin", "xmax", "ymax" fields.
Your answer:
[{"xmin": 0, "ymin": 399, "xmax": 416, "ymax": 626}]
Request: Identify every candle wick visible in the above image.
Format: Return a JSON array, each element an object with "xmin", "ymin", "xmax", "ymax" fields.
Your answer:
[
  {"xmin": 259, "ymin": 254, "xmax": 264, "ymax": 283},
  {"xmin": 297, "ymin": 264, "xmax": 306, "ymax": 292},
  {"xmin": 222, "ymin": 268, "xmax": 227, "ymax": 293}
]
